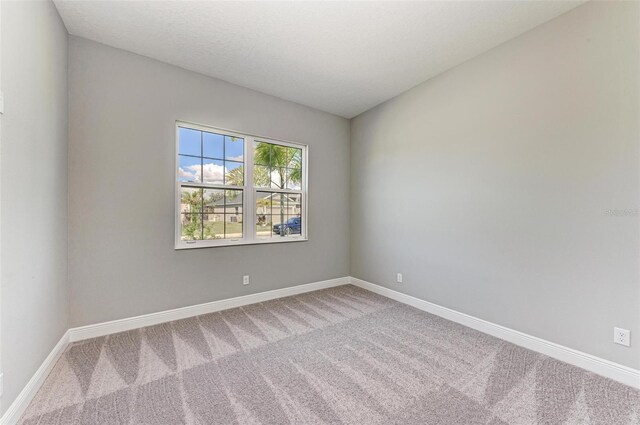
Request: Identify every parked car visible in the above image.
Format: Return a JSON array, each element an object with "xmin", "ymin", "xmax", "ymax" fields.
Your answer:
[{"xmin": 273, "ymin": 217, "xmax": 302, "ymax": 235}]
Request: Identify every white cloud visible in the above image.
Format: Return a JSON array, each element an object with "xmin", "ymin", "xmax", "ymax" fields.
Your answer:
[
  {"xmin": 178, "ymin": 167, "xmax": 197, "ymax": 181},
  {"xmin": 202, "ymin": 163, "xmax": 225, "ymax": 183},
  {"xmin": 179, "ymin": 163, "xmax": 226, "ymax": 183}
]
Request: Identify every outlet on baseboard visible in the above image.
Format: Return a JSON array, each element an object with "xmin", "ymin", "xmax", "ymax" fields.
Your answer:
[
  {"xmin": 614, "ymin": 327, "xmax": 630, "ymax": 347},
  {"xmin": 243, "ymin": 275, "xmax": 250, "ymax": 285},
  {"xmin": 396, "ymin": 273, "xmax": 403, "ymax": 283}
]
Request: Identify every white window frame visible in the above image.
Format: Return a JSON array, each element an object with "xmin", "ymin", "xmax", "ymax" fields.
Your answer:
[{"xmin": 175, "ymin": 121, "xmax": 308, "ymax": 249}]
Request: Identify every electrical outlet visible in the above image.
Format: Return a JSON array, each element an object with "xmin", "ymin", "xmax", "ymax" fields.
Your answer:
[
  {"xmin": 0, "ymin": 372, "xmax": 3, "ymax": 398},
  {"xmin": 614, "ymin": 327, "xmax": 630, "ymax": 347},
  {"xmin": 396, "ymin": 273, "xmax": 403, "ymax": 283},
  {"xmin": 243, "ymin": 275, "xmax": 250, "ymax": 285}
]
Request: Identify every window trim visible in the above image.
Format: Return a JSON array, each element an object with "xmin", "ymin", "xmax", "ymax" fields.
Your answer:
[{"xmin": 175, "ymin": 121, "xmax": 308, "ymax": 249}]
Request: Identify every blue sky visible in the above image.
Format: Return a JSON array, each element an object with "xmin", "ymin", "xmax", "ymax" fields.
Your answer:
[
  {"xmin": 178, "ymin": 127, "xmax": 245, "ymax": 184},
  {"xmin": 179, "ymin": 127, "xmax": 244, "ymax": 161}
]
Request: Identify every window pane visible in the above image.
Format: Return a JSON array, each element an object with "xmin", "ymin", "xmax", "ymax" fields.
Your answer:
[
  {"xmin": 202, "ymin": 189, "xmax": 243, "ymax": 240},
  {"xmin": 225, "ymin": 190, "xmax": 243, "ymax": 214},
  {"xmin": 272, "ymin": 211, "xmax": 289, "ymax": 237},
  {"xmin": 178, "ymin": 155, "xmax": 201, "ymax": 183},
  {"xmin": 224, "ymin": 214, "xmax": 243, "ymax": 239},
  {"xmin": 255, "ymin": 191, "xmax": 301, "ymax": 239},
  {"xmin": 256, "ymin": 215, "xmax": 272, "ymax": 238},
  {"xmin": 269, "ymin": 144, "xmax": 289, "ymax": 167},
  {"xmin": 203, "ymin": 215, "xmax": 224, "ymax": 240},
  {"xmin": 256, "ymin": 191, "xmax": 272, "ymax": 215},
  {"xmin": 179, "ymin": 128, "xmax": 201, "ymax": 156},
  {"xmin": 271, "ymin": 168, "xmax": 286, "ymax": 189},
  {"xmin": 225, "ymin": 136, "xmax": 244, "ymax": 162},
  {"xmin": 286, "ymin": 193, "xmax": 302, "ymax": 216},
  {"xmin": 272, "ymin": 212, "xmax": 284, "ymax": 226},
  {"xmin": 202, "ymin": 158, "xmax": 224, "ymax": 184},
  {"xmin": 225, "ymin": 161, "xmax": 244, "ymax": 186},
  {"xmin": 180, "ymin": 187, "xmax": 203, "ymax": 214},
  {"xmin": 285, "ymin": 216, "xmax": 302, "ymax": 235},
  {"xmin": 203, "ymin": 188, "xmax": 224, "ymax": 213},
  {"xmin": 254, "ymin": 142, "xmax": 302, "ymax": 190},
  {"xmin": 270, "ymin": 193, "xmax": 284, "ymax": 216},
  {"xmin": 181, "ymin": 213, "xmax": 202, "ymax": 240},
  {"xmin": 204, "ymin": 213, "xmax": 243, "ymax": 240},
  {"xmin": 203, "ymin": 131, "xmax": 224, "ymax": 159},
  {"xmin": 254, "ymin": 141, "xmax": 271, "ymax": 165},
  {"xmin": 254, "ymin": 165, "xmax": 270, "ymax": 187},
  {"xmin": 286, "ymin": 147, "xmax": 302, "ymax": 169},
  {"xmin": 286, "ymin": 168, "xmax": 302, "ymax": 190}
]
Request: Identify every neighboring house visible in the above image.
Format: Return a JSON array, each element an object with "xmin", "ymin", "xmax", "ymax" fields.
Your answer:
[
  {"xmin": 256, "ymin": 193, "xmax": 301, "ymax": 226},
  {"xmin": 180, "ymin": 192, "xmax": 301, "ymax": 226},
  {"xmin": 180, "ymin": 197, "xmax": 242, "ymax": 224}
]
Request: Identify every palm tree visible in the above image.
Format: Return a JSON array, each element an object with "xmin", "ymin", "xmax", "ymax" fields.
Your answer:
[
  {"xmin": 226, "ymin": 143, "xmax": 301, "ymax": 189},
  {"xmin": 287, "ymin": 147, "xmax": 302, "ymax": 184},
  {"xmin": 219, "ymin": 143, "xmax": 301, "ymax": 236},
  {"xmin": 225, "ymin": 166, "xmax": 244, "ymax": 187},
  {"xmin": 254, "ymin": 142, "xmax": 302, "ymax": 236},
  {"xmin": 254, "ymin": 143, "xmax": 296, "ymax": 188}
]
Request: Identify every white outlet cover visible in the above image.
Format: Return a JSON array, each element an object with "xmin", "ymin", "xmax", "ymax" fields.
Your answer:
[
  {"xmin": 396, "ymin": 273, "xmax": 403, "ymax": 283},
  {"xmin": 243, "ymin": 275, "xmax": 250, "ymax": 285},
  {"xmin": 614, "ymin": 327, "xmax": 630, "ymax": 347}
]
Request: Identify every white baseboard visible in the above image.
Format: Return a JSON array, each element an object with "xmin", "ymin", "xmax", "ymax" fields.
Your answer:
[
  {"xmin": 350, "ymin": 277, "xmax": 640, "ymax": 389},
  {"xmin": 1, "ymin": 331, "xmax": 70, "ymax": 425},
  {"xmin": 69, "ymin": 276, "xmax": 349, "ymax": 342},
  {"xmin": 4, "ymin": 275, "xmax": 637, "ymax": 425}
]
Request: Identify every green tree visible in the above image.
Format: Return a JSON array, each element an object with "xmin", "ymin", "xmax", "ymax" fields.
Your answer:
[{"xmin": 181, "ymin": 188, "xmax": 202, "ymax": 240}]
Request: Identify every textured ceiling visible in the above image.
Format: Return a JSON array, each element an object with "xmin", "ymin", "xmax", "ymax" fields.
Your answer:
[{"xmin": 54, "ymin": 1, "xmax": 585, "ymax": 118}]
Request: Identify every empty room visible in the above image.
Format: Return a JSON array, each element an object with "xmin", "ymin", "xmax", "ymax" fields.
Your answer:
[{"xmin": 1, "ymin": 0, "xmax": 639, "ymax": 424}]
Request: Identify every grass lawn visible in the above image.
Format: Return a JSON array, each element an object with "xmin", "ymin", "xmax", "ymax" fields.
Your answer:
[
  {"xmin": 204, "ymin": 221, "xmax": 243, "ymax": 237},
  {"xmin": 183, "ymin": 220, "xmax": 291, "ymax": 240}
]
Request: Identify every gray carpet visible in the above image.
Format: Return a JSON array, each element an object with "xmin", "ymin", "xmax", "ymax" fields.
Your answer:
[{"xmin": 20, "ymin": 285, "xmax": 640, "ymax": 424}]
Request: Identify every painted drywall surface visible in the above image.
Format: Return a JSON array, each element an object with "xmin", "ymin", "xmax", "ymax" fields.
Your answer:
[
  {"xmin": 350, "ymin": 1, "xmax": 640, "ymax": 369},
  {"xmin": 68, "ymin": 37, "xmax": 350, "ymax": 327},
  {"xmin": 1, "ymin": 1, "xmax": 69, "ymax": 414}
]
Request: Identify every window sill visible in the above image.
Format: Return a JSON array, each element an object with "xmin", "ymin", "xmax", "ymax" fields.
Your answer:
[{"xmin": 175, "ymin": 237, "xmax": 308, "ymax": 250}]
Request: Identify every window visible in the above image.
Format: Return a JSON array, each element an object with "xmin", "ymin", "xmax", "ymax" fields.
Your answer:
[{"xmin": 176, "ymin": 122, "xmax": 307, "ymax": 248}]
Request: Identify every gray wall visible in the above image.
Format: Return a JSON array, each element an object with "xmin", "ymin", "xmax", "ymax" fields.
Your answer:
[
  {"xmin": 68, "ymin": 37, "xmax": 350, "ymax": 327},
  {"xmin": 1, "ymin": 1, "xmax": 69, "ymax": 414},
  {"xmin": 350, "ymin": 1, "xmax": 640, "ymax": 369}
]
